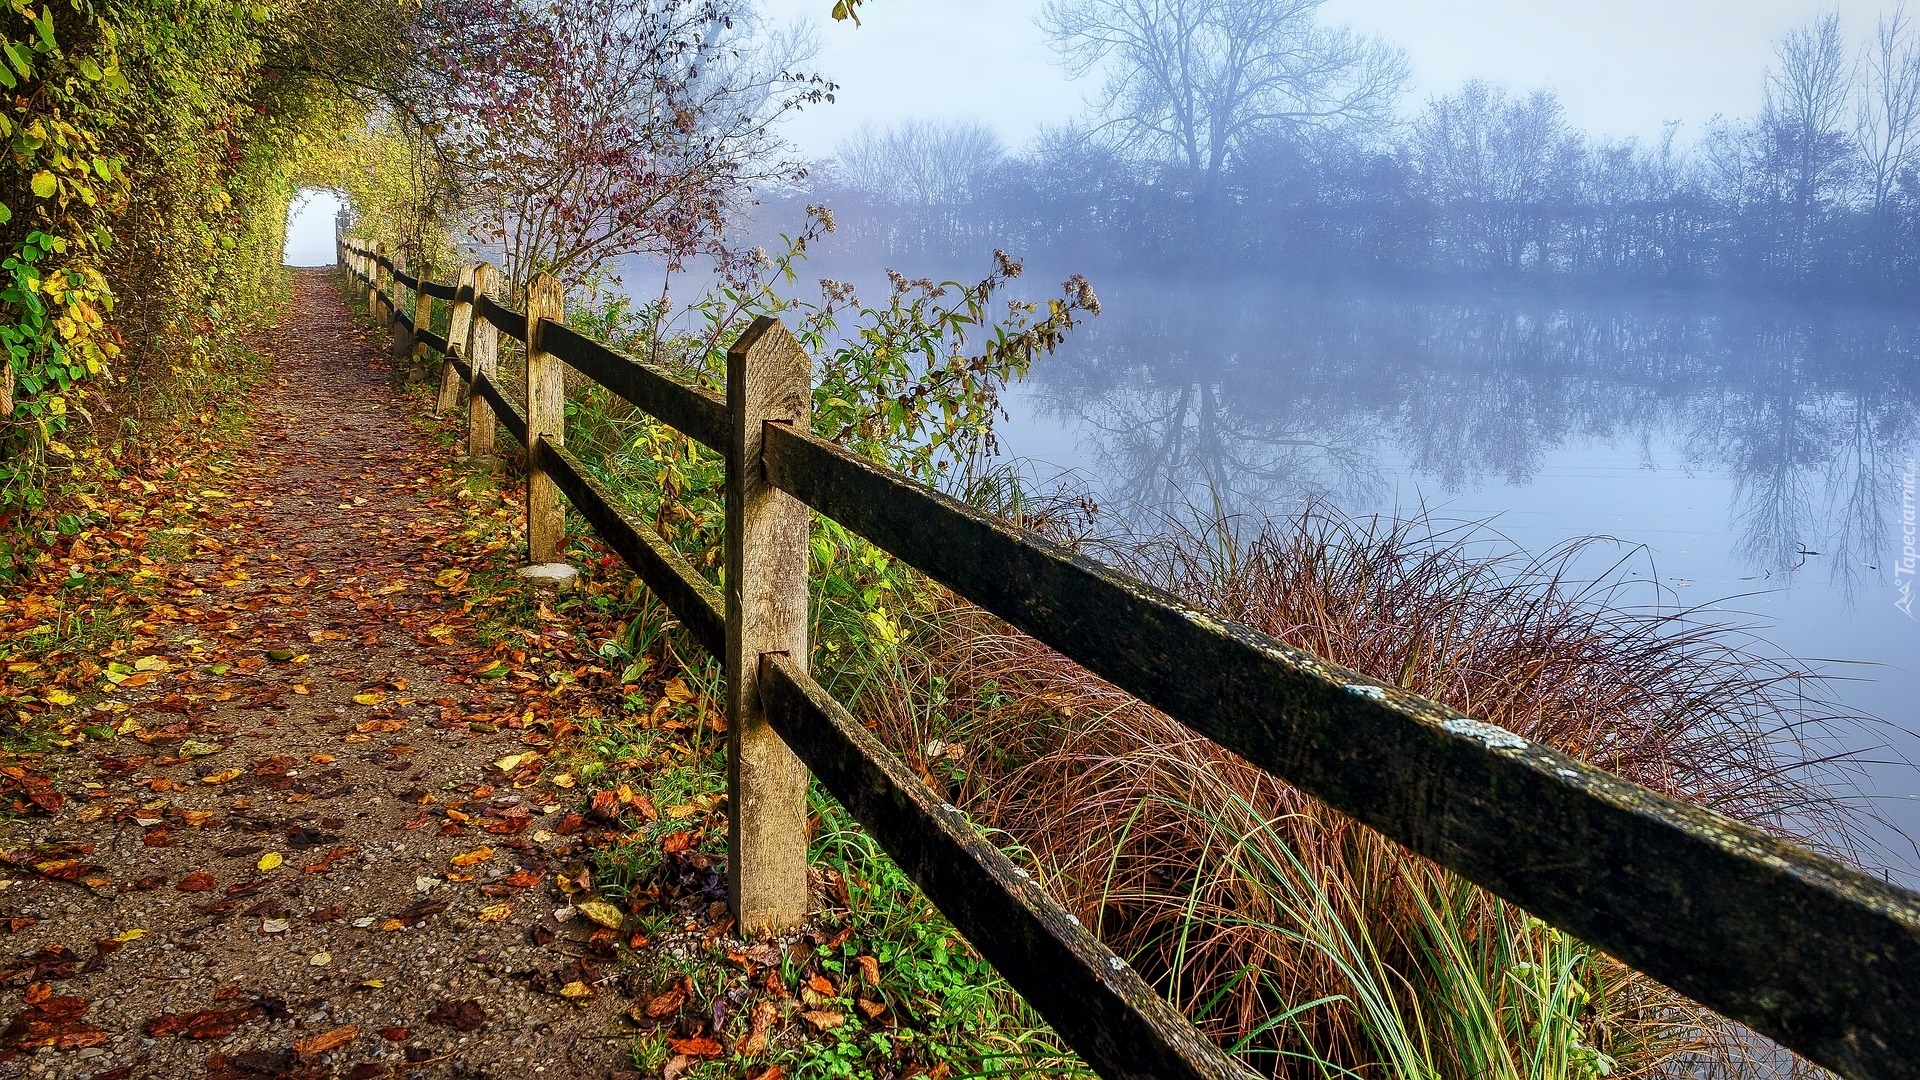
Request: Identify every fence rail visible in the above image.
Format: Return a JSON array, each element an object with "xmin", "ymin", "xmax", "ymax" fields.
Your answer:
[{"xmin": 335, "ymin": 236, "xmax": 1920, "ymax": 1080}]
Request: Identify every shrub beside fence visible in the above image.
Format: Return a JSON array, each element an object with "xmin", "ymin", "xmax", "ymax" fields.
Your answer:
[{"xmin": 335, "ymin": 237, "xmax": 1920, "ymax": 1080}]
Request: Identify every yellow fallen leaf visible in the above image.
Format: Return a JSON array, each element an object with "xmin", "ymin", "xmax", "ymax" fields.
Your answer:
[
  {"xmin": 134, "ymin": 656, "xmax": 172, "ymax": 672},
  {"xmin": 114, "ymin": 928, "xmax": 145, "ymax": 943},
  {"xmin": 352, "ymin": 692, "xmax": 385, "ymax": 707},
  {"xmin": 559, "ymin": 981, "xmax": 593, "ymax": 1001},
  {"xmin": 662, "ymin": 677, "xmax": 693, "ymax": 704},
  {"xmin": 549, "ymin": 773, "xmax": 576, "ymax": 789},
  {"xmin": 377, "ymin": 919, "xmax": 405, "ymax": 932},
  {"xmin": 201, "ymin": 768, "xmax": 243, "ymax": 785},
  {"xmin": 476, "ymin": 903, "xmax": 512, "ymax": 923},
  {"xmin": 450, "ymin": 846, "xmax": 494, "ymax": 868},
  {"xmin": 359, "ymin": 980, "xmax": 385, "ymax": 989},
  {"xmin": 493, "ymin": 753, "xmax": 539, "ymax": 773},
  {"xmin": 257, "ymin": 852, "xmax": 283, "ymax": 871},
  {"xmin": 44, "ymin": 689, "xmax": 76, "ymax": 707},
  {"xmin": 577, "ymin": 900, "xmax": 624, "ymax": 929}
]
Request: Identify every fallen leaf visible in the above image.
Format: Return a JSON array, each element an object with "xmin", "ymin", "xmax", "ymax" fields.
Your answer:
[
  {"xmin": 113, "ymin": 928, "xmax": 145, "ymax": 943},
  {"xmin": 738, "ymin": 1000, "xmax": 777, "ymax": 1055},
  {"xmin": 352, "ymin": 693, "xmax": 385, "ymax": 707},
  {"xmin": 176, "ymin": 873, "xmax": 218, "ymax": 892},
  {"xmin": 856, "ymin": 954, "xmax": 880, "ymax": 986},
  {"xmin": 425, "ymin": 999, "xmax": 487, "ymax": 1032},
  {"xmin": 801, "ymin": 1010, "xmax": 845, "ymax": 1031},
  {"xmin": 292, "ymin": 1024, "xmax": 358, "ymax": 1054},
  {"xmin": 559, "ymin": 981, "xmax": 593, "ymax": 1002},
  {"xmin": 668, "ymin": 1035, "xmax": 723, "ymax": 1057},
  {"xmin": 576, "ymin": 900, "xmax": 623, "ymax": 929},
  {"xmin": 449, "ymin": 846, "xmax": 493, "ymax": 868},
  {"xmin": 201, "ymin": 768, "xmax": 243, "ymax": 785},
  {"xmin": 476, "ymin": 903, "xmax": 512, "ymax": 923},
  {"xmin": 256, "ymin": 852, "xmax": 283, "ymax": 871}
]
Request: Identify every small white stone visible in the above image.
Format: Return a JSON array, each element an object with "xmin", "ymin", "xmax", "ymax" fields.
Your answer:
[
  {"xmin": 517, "ymin": 563, "xmax": 579, "ymax": 588},
  {"xmin": 351, "ymin": 917, "xmax": 375, "ymax": 929},
  {"xmin": 416, "ymin": 876, "xmax": 441, "ymax": 893},
  {"xmin": 260, "ymin": 919, "xmax": 290, "ymax": 934},
  {"xmin": 1108, "ymin": 956, "xmax": 1125, "ymax": 970}
]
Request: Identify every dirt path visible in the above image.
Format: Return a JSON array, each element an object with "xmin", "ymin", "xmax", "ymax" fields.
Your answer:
[{"xmin": 0, "ymin": 269, "xmax": 633, "ymax": 1080}]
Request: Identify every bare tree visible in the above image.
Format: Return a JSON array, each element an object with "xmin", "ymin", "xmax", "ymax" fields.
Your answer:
[
  {"xmin": 1407, "ymin": 81, "xmax": 1584, "ymax": 272},
  {"xmin": 413, "ymin": 0, "xmax": 829, "ymax": 293},
  {"xmin": 1856, "ymin": 3, "xmax": 1920, "ymax": 216},
  {"xmin": 1037, "ymin": 0, "xmax": 1406, "ymax": 199},
  {"xmin": 1766, "ymin": 11, "xmax": 1857, "ymax": 259}
]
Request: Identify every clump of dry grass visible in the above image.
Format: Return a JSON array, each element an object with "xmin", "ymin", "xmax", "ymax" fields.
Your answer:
[{"xmin": 854, "ymin": 501, "xmax": 1875, "ymax": 1078}]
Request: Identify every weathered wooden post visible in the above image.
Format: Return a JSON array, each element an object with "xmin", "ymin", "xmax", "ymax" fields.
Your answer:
[
  {"xmin": 466, "ymin": 263, "xmax": 499, "ymax": 458},
  {"xmin": 410, "ymin": 258, "xmax": 434, "ymax": 370},
  {"xmin": 724, "ymin": 316, "xmax": 813, "ymax": 934},
  {"xmin": 372, "ymin": 243, "xmax": 390, "ymax": 328},
  {"xmin": 389, "ymin": 251, "xmax": 412, "ymax": 358},
  {"xmin": 437, "ymin": 264, "xmax": 477, "ymax": 415},
  {"xmin": 523, "ymin": 273, "xmax": 568, "ymax": 567}
]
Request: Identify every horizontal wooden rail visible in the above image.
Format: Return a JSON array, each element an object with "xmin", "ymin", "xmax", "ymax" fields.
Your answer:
[
  {"xmin": 534, "ymin": 439, "xmax": 726, "ymax": 656},
  {"xmin": 332, "ymin": 234, "xmax": 1920, "ymax": 1080},
  {"xmin": 759, "ymin": 421, "xmax": 1920, "ymax": 1080},
  {"xmin": 542, "ymin": 323, "xmax": 728, "ymax": 451},
  {"xmin": 415, "ymin": 327, "xmax": 449, "ymax": 356},
  {"xmin": 476, "ymin": 294, "xmax": 527, "ymax": 343},
  {"xmin": 761, "ymin": 654, "xmax": 1254, "ymax": 1080},
  {"xmin": 471, "ymin": 370, "xmax": 528, "ymax": 447}
]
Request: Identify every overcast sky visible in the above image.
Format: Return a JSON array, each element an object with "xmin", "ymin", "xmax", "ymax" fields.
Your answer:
[{"xmin": 758, "ymin": 0, "xmax": 1896, "ymax": 157}]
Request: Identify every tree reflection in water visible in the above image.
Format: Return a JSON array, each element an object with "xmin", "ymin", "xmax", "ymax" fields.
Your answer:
[{"xmin": 1027, "ymin": 280, "xmax": 1920, "ymax": 602}]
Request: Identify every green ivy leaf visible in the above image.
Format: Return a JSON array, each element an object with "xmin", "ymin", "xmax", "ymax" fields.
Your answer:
[
  {"xmin": 29, "ymin": 172, "xmax": 55, "ymax": 199},
  {"xmin": 75, "ymin": 56, "xmax": 102, "ymax": 81}
]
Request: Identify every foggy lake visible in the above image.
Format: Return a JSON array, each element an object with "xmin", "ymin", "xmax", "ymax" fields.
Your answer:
[{"xmin": 985, "ymin": 273, "xmax": 1920, "ymax": 875}]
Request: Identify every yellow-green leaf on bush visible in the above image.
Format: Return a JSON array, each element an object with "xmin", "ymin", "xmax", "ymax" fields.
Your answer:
[{"xmin": 30, "ymin": 171, "xmax": 56, "ymax": 199}]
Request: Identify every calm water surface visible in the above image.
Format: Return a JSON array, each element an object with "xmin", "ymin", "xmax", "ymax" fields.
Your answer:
[{"xmin": 990, "ymin": 276, "xmax": 1920, "ymax": 878}]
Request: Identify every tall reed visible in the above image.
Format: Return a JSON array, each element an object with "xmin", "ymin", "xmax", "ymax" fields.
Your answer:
[{"xmin": 856, "ymin": 502, "xmax": 1878, "ymax": 1078}]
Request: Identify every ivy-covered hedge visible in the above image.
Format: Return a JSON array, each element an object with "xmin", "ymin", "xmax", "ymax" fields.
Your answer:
[{"xmin": 0, "ymin": 0, "xmax": 403, "ymax": 578}]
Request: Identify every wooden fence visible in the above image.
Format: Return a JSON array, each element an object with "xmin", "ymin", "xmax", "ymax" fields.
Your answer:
[{"xmin": 335, "ymin": 237, "xmax": 1920, "ymax": 1080}]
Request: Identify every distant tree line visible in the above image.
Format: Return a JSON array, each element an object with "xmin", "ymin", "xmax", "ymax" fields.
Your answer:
[{"xmin": 792, "ymin": 1, "xmax": 1920, "ymax": 298}]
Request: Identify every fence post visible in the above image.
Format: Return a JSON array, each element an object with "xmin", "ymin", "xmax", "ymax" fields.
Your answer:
[
  {"xmin": 411, "ymin": 259, "xmax": 433, "ymax": 369},
  {"xmin": 466, "ymin": 263, "xmax": 499, "ymax": 459},
  {"xmin": 725, "ymin": 316, "xmax": 813, "ymax": 935},
  {"xmin": 524, "ymin": 273, "xmax": 567, "ymax": 566},
  {"xmin": 372, "ymin": 243, "xmax": 389, "ymax": 328},
  {"xmin": 389, "ymin": 251, "xmax": 411, "ymax": 357},
  {"xmin": 437, "ymin": 264, "xmax": 476, "ymax": 415}
]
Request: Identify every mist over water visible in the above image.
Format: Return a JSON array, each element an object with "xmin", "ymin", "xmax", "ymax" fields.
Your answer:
[{"xmin": 716, "ymin": 0, "xmax": 1920, "ymax": 875}]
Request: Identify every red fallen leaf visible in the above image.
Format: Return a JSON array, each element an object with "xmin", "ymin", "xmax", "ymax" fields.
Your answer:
[
  {"xmin": 6, "ymin": 918, "xmax": 37, "ymax": 933},
  {"xmin": 31, "ymin": 858, "xmax": 95, "ymax": 881},
  {"xmin": 176, "ymin": 872, "xmax": 218, "ymax": 892},
  {"xmin": 482, "ymin": 817, "xmax": 530, "ymax": 835},
  {"xmin": 26, "ymin": 789, "xmax": 63, "ymax": 815},
  {"xmin": 345, "ymin": 1064, "xmax": 388, "ymax": 1079},
  {"xmin": 554, "ymin": 812, "xmax": 585, "ymax": 835},
  {"xmin": 22, "ymin": 984, "xmax": 49, "ymax": 1006},
  {"xmin": 503, "ymin": 870, "xmax": 541, "ymax": 888},
  {"xmin": 252, "ymin": 755, "xmax": 296, "ymax": 777},
  {"xmin": 128, "ymin": 874, "xmax": 168, "ymax": 891},
  {"xmin": 589, "ymin": 790, "xmax": 619, "ymax": 820},
  {"xmin": 309, "ymin": 905, "xmax": 346, "ymax": 922},
  {"xmin": 667, "ymin": 1035, "xmax": 723, "ymax": 1057},
  {"xmin": 377, "ymin": 1026, "xmax": 409, "ymax": 1041},
  {"xmin": 425, "ymin": 999, "xmax": 487, "ymax": 1032},
  {"xmin": 88, "ymin": 1067, "xmax": 134, "ymax": 1080},
  {"xmin": 292, "ymin": 1023, "xmax": 358, "ymax": 1054},
  {"xmin": 643, "ymin": 979, "xmax": 690, "ymax": 1019},
  {"xmin": 303, "ymin": 846, "xmax": 358, "ymax": 874},
  {"xmin": 747, "ymin": 1067, "xmax": 785, "ymax": 1080},
  {"xmin": 32, "ymin": 997, "xmax": 88, "ymax": 1022},
  {"xmin": 141, "ymin": 827, "xmax": 172, "ymax": 847},
  {"xmin": 93, "ymin": 940, "xmax": 124, "ymax": 956},
  {"xmin": 660, "ymin": 831, "xmax": 695, "ymax": 855}
]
